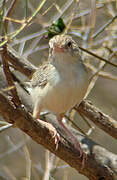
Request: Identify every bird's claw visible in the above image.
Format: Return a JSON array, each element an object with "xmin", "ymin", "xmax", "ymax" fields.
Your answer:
[
  {"xmin": 36, "ymin": 119, "xmax": 60, "ymax": 150},
  {"xmin": 52, "ymin": 131, "xmax": 60, "ymax": 150}
]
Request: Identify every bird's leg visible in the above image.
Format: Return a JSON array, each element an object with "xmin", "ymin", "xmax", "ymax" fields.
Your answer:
[
  {"xmin": 33, "ymin": 105, "xmax": 60, "ymax": 150},
  {"xmin": 58, "ymin": 113, "xmax": 85, "ymax": 160}
]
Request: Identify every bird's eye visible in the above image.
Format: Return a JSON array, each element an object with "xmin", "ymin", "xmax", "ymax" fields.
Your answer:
[{"xmin": 67, "ymin": 41, "xmax": 72, "ymax": 48}]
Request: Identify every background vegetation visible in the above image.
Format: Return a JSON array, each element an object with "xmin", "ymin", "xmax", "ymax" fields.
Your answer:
[{"xmin": 0, "ymin": 0, "xmax": 117, "ymax": 179}]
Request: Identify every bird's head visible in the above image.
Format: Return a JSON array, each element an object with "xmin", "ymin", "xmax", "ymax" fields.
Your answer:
[{"xmin": 49, "ymin": 34, "xmax": 80, "ymax": 62}]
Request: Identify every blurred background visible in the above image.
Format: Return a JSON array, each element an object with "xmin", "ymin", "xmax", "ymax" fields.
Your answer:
[{"xmin": 0, "ymin": 0, "xmax": 117, "ymax": 179}]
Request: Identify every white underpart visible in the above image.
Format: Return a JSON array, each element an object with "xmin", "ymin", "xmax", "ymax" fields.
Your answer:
[{"xmin": 31, "ymin": 52, "xmax": 89, "ymax": 115}]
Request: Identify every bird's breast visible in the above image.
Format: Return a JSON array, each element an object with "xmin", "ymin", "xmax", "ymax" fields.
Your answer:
[{"xmin": 43, "ymin": 63, "xmax": 88, "ymax": 113}]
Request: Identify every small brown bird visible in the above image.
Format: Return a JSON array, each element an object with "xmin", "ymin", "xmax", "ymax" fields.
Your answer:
[{"xmin": 30, "ymin": 34, "xmax": 89, "ymax": 157}]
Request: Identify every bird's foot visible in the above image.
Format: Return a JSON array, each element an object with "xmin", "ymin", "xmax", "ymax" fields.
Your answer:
[
  {"xmin": 74, "ymin": 142, "xmax": 86, "ymax": 168},
  {"xmin": 81, "ymin": 151, "xmax": 86, "ymax": 169},
  {"xmin": 68, "ymin": 133, "xmax": 86, "ymax": 168},
  {"xmin": 37, "ymin": 119, "xmax": 60, "ymax": 150},
  {"xmin": 52, "ymin": 129, "xmax": 60, "ymax": 150}
]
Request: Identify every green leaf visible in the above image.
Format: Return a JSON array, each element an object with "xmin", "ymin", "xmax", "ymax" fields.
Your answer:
[{"xmin": 45, "ymin": 18, "xmax": 66, "ymax": 39}]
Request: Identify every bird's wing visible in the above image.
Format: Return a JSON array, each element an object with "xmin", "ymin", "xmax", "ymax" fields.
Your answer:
[{"xmin": 30, "ymin": 63, "xmax": 52, "ymax": 88}]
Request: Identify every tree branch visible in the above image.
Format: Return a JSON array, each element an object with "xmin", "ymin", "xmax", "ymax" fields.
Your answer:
[
  {"xmin": 75, "ymin": 101, "xmax": 117, "ymax": 140},
  {"xmin": 1, "ymin": 46, "xmax": 22, "ymax": 106},
  {"xmin": 0, "ymin": 92, "xmax": 116, "ymax": 180},
  {"xmin": 6, "ymin": 45, "xmax": 36, "ymax": 77}
]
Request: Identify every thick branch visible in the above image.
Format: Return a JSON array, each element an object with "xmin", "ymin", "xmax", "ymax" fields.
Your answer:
[
  {"xmin": 75, "ymin": 101, "xmax": 117, "ymax": 140},
  {"xmin": 0, "ymin": 92, "xmax": 116, "ymax": 180},
  {"xmin": 6, "ymin": 45, "xmax": 36, "ymax": 77}
]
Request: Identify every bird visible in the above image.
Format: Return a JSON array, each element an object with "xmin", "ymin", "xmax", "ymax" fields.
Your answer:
[{"xmin": 30, "ymin": 34, "xmax": 89, "ymax": 157}]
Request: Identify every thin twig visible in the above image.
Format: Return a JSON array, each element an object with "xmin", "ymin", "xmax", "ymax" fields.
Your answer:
[
  {"xmin": 1, "ymin": 47, "xmax": 21, "ymax": 106},
  {"xmin": 79, "ymin": 46, "xmax": 117, "ymax": 68}
]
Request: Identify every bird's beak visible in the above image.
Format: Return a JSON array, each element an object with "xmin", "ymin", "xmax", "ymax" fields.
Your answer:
[{"xmin": 54, "ymin": 45, "xmax": 64, "ymax": 53}]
